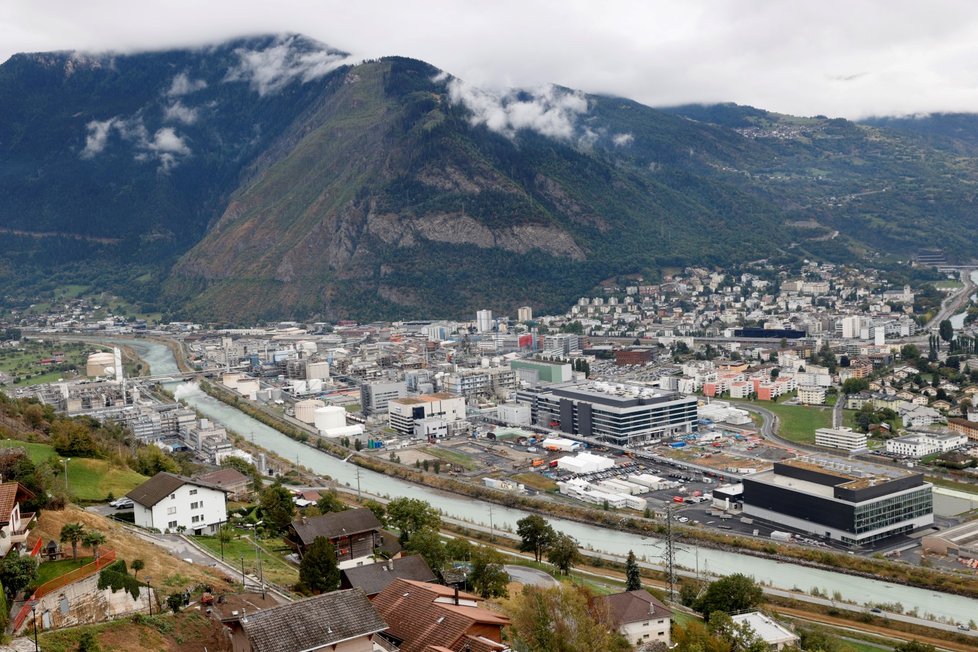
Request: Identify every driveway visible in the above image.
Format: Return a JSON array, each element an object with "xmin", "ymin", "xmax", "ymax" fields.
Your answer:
[{"xmin": 504, "ymin": 564, "xmax": 559, "ymax": 587}]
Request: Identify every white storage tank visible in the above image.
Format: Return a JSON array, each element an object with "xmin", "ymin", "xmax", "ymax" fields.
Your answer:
[
  {"xmin": 86, "ymin": 351, "xmax": 115, "ymax": 377},
  {"xmin": 314, "ymin": 405, "xmax": 347, "ymax": 432},
  {"xmin": 295, "ymin": 399, "xmax": 326, "ymax": 424}
]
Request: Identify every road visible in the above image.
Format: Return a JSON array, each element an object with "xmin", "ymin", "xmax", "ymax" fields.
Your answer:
[
  {"xmin": 503, "ymin": 565, "xmax": 559, "ymax": 587},
  {"xmin": 926, "ymin": 268, "xmax": 976, "ymax": 331}
]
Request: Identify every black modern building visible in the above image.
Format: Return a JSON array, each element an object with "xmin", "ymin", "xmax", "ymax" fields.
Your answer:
[{"xmin": 742, "ymin": 459, "xmax": 933, "ymax": 546}]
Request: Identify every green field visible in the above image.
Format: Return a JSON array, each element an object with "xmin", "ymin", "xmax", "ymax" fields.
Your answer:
[
  {"xmin": 421, "ymin": 446, "xmax": 479, "ymax": 470},
  {"xmin": 936, "ymin": 279, "xmax": 964, "ymax": 290},
  {"xmin": 33, "ymin": 557, "xmax": 95, "ymax": 588},
  {"xmin": 192, "ymin": 533, "xmax": 298, "ymax": 588},
  {"xmin": 730, "ymin": 399, "xmax": 832, "ymax": 442},
  {"xmin": 0, "ymin": 340, "xmax": 94, "ymax": 386},
  {"xmin": 0, "ymin": 439, "xmax": 147, "ymax": 502}
]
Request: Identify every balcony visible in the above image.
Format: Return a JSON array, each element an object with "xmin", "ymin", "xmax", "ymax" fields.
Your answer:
[{"xmin": 10, "ymin": 512, "xmax": 36, "ymax": 543}]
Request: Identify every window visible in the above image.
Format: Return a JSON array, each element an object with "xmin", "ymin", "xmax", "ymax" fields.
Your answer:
[
  {"xmin": 168, "ymin": 520, "xmax": 177, "ymax": 529},
  {"xmin": 167, "ymin": 507, "xmax": 177, "ymax": 515},
  {"xmin": 192, "ymin": 515, "xmax": 202, "ymax": 523},
  {"xmin": 189, "ymin": 489, "xmax": 197, "ymax": 495},
  {"xmin": 190, "ymin": 501, "xmax": 200, "ymax": 510},
  {"xmin": 170, "ymin": 493, "xmax": 176, "ymax": 500}
]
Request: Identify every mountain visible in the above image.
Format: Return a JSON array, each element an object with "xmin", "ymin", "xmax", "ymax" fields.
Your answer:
[{"xmin": 1, "ymin": 35, "xmax": 978, "ymax": 322}]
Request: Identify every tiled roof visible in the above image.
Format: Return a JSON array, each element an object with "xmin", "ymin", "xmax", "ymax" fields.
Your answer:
[
  {"xmin": 126, "ymin": 472, "xmax": 227, "ymax": 508},
  {"xmin": 195, "ymin": 468, "xmax": 250, "ymax": 489},
  {"xmin": 595, "ymin": 590, "xmax": 672, "ymax": 628},
  {"xmin": 290, "ymin": 508, "xmax": 382, "ymax": 546},
  {"xmin": 240, "ymin": 588, "xmax": 387, "ymax": 652},
  {"xmin": 372, "ymin": 579, "xmax": 509, "ymax": 652},
  {"xmin": 341, "ymin": 555, "xmax": 436, "ymax": 597},
  {"xmin": 0, "ymin": 482, "xmax": 31, "ymax": 525}
]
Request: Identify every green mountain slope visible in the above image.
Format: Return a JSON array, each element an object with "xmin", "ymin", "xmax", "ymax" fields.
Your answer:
[{"xmin": 4, "ymin": 36, "xmax": 978, "ymax": 321}]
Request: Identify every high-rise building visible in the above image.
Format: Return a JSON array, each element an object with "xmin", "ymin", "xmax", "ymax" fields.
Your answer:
[
  {"xmin": 517, "ymin": 306, "xmax": 533, "ymax": 322},
  {"xmin": 476, "ymin": 309, "xmax": 493, "ymax": 333}
]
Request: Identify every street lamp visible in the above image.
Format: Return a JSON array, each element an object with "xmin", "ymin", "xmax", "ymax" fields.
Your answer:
[
  {"xmin": 145, "ymin": 577, "xmax": 153, "ymax": 615},
  {"xmin": 60, "ymin": 458, "xmax": 70, "ymax": 493},
  {"xmin": 30, "ymin": 604, "xmax": 38, "ymax": 652}
]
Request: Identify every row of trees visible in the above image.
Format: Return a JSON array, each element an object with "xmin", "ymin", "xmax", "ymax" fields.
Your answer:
[
  {"xmin": 59, "ymin": 522, "xmax": 107, "ymax": 560},
  {"xmin": 516, "ymin": 514, "xmax": 582, "ymax": 575}
]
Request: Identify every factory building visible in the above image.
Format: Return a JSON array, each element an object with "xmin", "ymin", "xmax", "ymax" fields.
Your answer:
[
  {"xmin": 387, "ymin": 393, "xmax": 466, "ymax": 436},
  {"xmin": 516, "ymin": 381, "xmax": 698, "ymax": 446},
  {"xmin": 742, "ymin": 459, "xmax": 933, "ymax": 546}
]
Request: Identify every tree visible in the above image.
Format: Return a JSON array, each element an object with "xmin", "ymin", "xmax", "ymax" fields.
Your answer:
[
  {"xmin": 363, "ymin": 499, "xmax": 387, "ymax": 526},
  {"xmin": 259, "ymin": 483, "xmax": 296, "ymax": 534},
  {"xmin": 516, "ymin": 515, "xmax": 555, "ymax": 562},
  {"xmin": 167, "ymin": 592, "xmax": 184, "ymax": 613},
  {"xmin": 83, "ymin": 530, "xmax": 107, "ymax": 559},
  {"xmin": 468, "ymin": 545, "xmax": 508, "ymax": 598},
  {"xmin": 60, "ymin": 522, "xmax": 86, "ymax": 560},
  {"xmin": 406, "ymin": 527, "xmax": 447, "ymax": 578},
  {"xmin": 386, "ymin": 497, "xmax": 440, "ymax": 543},
  {"xmin": 625, "ymin": 550, "xmax": 642, "ymax": 591},
  {"xmin": 506, "ymin": 585, "xmax": 631, "ymax": 652},
  {"xmin": 131, "ymin": 559, "xmax": 145, "ymax": 580},
  {"xmin": 0, "ymin": 555, "xmax": 37, "ymax": 601},
  {"xmin": 894, "ymin": 642, "xmax": 937, "ymax": 652},
  {"xmin": 842, "ymin": 377, "xmax": 870, "ymax": 394},
  {"xmin": 316, "ymin": 491, "xmax": 346, "ymax": 514},
  {"xmin": 693, "ymin": 574, "xmax": 763, "ymax": 618},
  {"xmin": 298, "ymin": 536, "xmax": 340, "ymax": 594},
  {"xmin": 77, "ymin": 630, "xmax": 101, "ymax": 652},
  {"xmin": 901, "ymin": 344, "xmax": 921, "ymax": 360},
  {"xmin": 133, "ymin": 445, "xmax": 179, "ymax": 476},
  {"xmin": 547, "ymin": 533, "xmax": 581, "ymax": 575},
  {"xmin": 939, "ymin": 319, "xmax": 954, "ymax": 343},
  {"xmin": 445, "ymin": 537, "xmax": 473, "ymax": 562}
]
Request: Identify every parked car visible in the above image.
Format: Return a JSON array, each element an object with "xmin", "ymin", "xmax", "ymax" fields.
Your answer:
[{"xmin": 110, "ymin": 497, "xmax": 133, "ymax": 509}]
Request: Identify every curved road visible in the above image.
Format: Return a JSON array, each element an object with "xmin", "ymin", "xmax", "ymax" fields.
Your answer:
[{"xmin": 504, "ymin": 565, "xmax": 559, "ymax": 587}]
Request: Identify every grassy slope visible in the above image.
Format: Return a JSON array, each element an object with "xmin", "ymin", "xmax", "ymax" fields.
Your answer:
[{"xmin": 0, "ymin": 439, "xmax": 147, "ymax": 502}]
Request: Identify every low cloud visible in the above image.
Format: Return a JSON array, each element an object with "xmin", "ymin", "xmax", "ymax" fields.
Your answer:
[
  {"xmin": 167, "ymin": 72, "xmax": 207, "ymax": 97},
  {"xmin": 79, "ymin": 115, "xmax": 191, "ymax": 171},
  {"xmin": 80, "ymin": 118, "xmax": 116, "ymax": 158},
  {"xmin": 225, "ymin": 35, "xmax": 349, "ymax": 95},
  {"xmin": 612, "ymin": 133, "xmax": 634, "ymax": 146},
  {"xmin": 163, "ymin": 101, "xmax": 199, "ymax": 125},
  {"xmin": 447, "ymin": 79, "xmax": 589, "ymax": 140}
]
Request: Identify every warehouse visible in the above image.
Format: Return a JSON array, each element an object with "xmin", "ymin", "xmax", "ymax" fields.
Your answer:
[{"xmin": 742, "ymin": 458, "xmax": 933, "ymax": 546}]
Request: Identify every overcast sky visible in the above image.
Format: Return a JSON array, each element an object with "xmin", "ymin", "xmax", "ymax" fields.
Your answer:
[{"xmin": 5, "ymin": 0, "xmax": 978, "ymax": 119}]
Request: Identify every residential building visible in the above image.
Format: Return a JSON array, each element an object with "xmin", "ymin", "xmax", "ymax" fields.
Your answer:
[
  {"xmin": 814, "ymin": 427, "xmax": 867, "ymax": 453},
  {"xmin": 595, "ymin": 590, "xmax": 672, "ymax": 648},
  {"xmin": 948, "ymin": 417, "xmax": 978, "ymax": 441},
  {"xmin": 286, "ymin": 508, "xmax": 400, "ymax": 569},
  {"xmin": 730, "ymin": 612, "xmax": 799, "ymax": 650},
  {"xmin": 900, "ymin": 404, "xmax": 942, "ymax": 428},
  {"xmin": 797, "ymin": 385, "xmax": 827, "ymax": 405},
  {"xmin": 223, "ymin": 588, "xmax": 390, "ymax": 652},
  {"xmin": 372, "ymin": 579, "xmax": 510, "ymax": 652},
  {"xmin": 388, "ymin": 393, "xmax": 466, "ymax": 436},
  {"xmin": 127, "ymin": 472, "xmax": 228, "ymax": 535},
  {"xmin": 442, "ymin": 367, "xmax": 516, "ymax": 399},
  {"xmin": 517, "ymin": 306, "xmax": 533, "ymax": 322},
  {"xmin": 0, "ymin": 482, "xmax": 36, "ymax": 557},
  {"xmin": 361, "ymin": 381, "xmax": 408, "ymax": 416},
  {"xmin": 742, "ymin": 459, "xmax": 933, "ymax": 546},
  {"xmin": 885, "ymin": 432, "xmax": 966, "ymax": 458},
  {"xmin": 340, "ymin": 555, "xmax": 437, "ymax": 599}
]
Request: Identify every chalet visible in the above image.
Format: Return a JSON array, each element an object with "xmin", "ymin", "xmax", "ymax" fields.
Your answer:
[
  {"xmin": 0, "ymin": 482, "xmax": 36, "ymax": 557},
  {"xmin": 594, "ymin": 589, "xmax": 672, "ymax": 648},
  {"xmin": 221, "ymin": 588, "xmax": 390, "ymax": 652},
  {"xmin": 372, "ymin": 579, "xmax": 510, "ymax": 652},
  {"xmin": 127, "ymin": 472, "xmax": 228, "ymax": 535},
  {"xmin": 286, "ymin": 508, "xmax": 400, "ymax": 569},
  {"xmin": 340, "ymin": 555, "xmax": 437, "ymax": 599}
]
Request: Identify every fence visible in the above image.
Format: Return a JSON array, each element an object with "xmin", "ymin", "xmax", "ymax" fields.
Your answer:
[{"xmin": 11, "ymin": 549, "xmax": 117, "ymax": 633}]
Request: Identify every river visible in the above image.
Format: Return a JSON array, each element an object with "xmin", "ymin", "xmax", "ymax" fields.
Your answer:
[{"xmin": 115, "ymin": 337, "xmax": 978, "ymax": 623}]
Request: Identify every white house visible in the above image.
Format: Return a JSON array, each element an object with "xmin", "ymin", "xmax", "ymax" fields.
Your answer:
[
  {"xmin": 0, "ymin": 482, "xmax": 36, "ymax": 557},
  {"xmin": 127, "ymin": 472, "xmax": 228, "ymax": 535},
  {"xmin": 730, "ymin": 612, "xmax": 799, "ymax": 650},
  {"xmin": 596, "ymin": 590, "xmax": 672, "ymax": 648}
]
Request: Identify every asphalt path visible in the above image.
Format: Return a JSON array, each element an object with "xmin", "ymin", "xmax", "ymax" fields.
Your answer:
[{"xmin": 503, "ymin": 564, "xmax": 559, "ymax": 587}]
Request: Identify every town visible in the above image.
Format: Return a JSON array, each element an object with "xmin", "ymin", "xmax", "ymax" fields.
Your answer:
[{"xmin": 0, "ymin": 258, "xmax": 976, "ymax": 650}]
